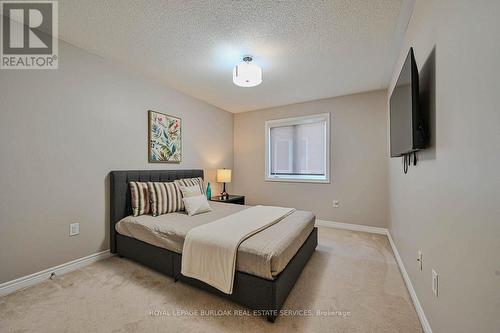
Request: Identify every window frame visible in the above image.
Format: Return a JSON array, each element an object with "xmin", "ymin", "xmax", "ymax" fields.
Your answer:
[{"xmin": 265, "ymin": 113, "xmax": 330, "ymax": 184}]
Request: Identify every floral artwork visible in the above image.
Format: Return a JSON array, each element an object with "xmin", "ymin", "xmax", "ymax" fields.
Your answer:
[{"xmin": 148, "ymin": 111, "xmax": 181, "ymax": 163}]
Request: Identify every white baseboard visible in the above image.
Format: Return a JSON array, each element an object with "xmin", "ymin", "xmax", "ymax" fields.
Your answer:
[
  {"xmin": 386, "ymin": 232, "xmax": 432, "ymax": 333},
  {"xmin": 0, "ymin": 250, "xmax": 112, "ymax": 297},
  {"xmin": 315, "ymin": 219, "xmax": 388, "ymax": 235},
  {"xmin": 316, "ymin": 219, "xmax": 432, "ymax": 333}
]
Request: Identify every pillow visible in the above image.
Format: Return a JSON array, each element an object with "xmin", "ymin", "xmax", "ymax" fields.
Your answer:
[
  {"xmin": 183, "ymin": 195, "xmax": 212, "ymax": 216},
  {"xmin": 147, "ymin": 181, "xmax": 183, "ymax": 216},
  {"xmin": 129, "ymin": 182, "xmax": 150, "ymax": 216},
  {"xmin": 179, "ymin": 185, "xmax": 203, "ymax": 198},
  {"xmin": 174, "ymin": 177, "xmax": 205, "ymax": 196}
]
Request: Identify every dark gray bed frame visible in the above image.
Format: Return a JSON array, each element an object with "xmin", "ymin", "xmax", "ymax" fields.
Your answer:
[{"xmin": 110, "ymin": 170, "xmax": 318, "ymax": 322}]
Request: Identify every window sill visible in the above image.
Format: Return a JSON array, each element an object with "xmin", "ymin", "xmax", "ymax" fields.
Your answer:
[{"xmin": 265, "ymin": 175, "xmax": 330, "ymax": 184}]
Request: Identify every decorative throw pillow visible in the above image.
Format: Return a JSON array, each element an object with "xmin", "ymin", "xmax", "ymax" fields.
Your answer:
[
  {"xmin": 179, "ymin": 185, "xmax": 203, "ymax": 198},
  {"xmin": 147, "ymin": 181, "xmax": 184, "ymax": 216},
  {"xmin": 183, "ymin": 195, "xmax": 212, "ymax": 216},
  {"xmin": 129, "ymin": 182, "xmax": 150, "ymax": 217},
  {"xmin": 175, "ymin": 177, "xmax": 205, "ymax": 196}
]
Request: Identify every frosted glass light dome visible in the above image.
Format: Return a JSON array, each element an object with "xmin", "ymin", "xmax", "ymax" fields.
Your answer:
[{"xmin": 233, "ymin": 56, "xmax": 262, "ymax": 87}]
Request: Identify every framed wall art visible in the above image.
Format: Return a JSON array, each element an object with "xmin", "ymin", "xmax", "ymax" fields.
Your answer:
[{"xmin": 148, "ymin": 110, "xmax": 182, "ymax": 163}]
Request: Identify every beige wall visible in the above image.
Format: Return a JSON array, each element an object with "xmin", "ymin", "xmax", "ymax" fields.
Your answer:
[
  {"xmin": 0, "ymin": 40, "xmax": 233, "ymax": 283},
  {"xmin": 387, "ymin": 1, "xmax": 500, "ymax": 332},
  {"xmin": 233, "ymin": 90, "xmax": 388, "ymax": 228}
]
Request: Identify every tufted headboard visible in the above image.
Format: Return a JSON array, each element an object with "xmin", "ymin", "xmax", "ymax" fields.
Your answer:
[{"xmin": 109, "ymin": 169, "xmax": 204, "ymax": 253}]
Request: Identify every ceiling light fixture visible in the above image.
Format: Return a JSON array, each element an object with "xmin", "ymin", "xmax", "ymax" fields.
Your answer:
[{"xmin": 232, "ymin": 56, "xmax": 262, "ymax": 87}]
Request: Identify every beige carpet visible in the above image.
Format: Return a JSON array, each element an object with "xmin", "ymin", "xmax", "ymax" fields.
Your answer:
[{"xmin": 0, "ymin": 227, "xmax": 423, "ymax": 333}]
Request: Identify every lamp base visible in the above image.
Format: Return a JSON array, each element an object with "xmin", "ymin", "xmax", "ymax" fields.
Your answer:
[{"xmin": 220, "ymin": 182, "xmax": 228, "ymax": 199}]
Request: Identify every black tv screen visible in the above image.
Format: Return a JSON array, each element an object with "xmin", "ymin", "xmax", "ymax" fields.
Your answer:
[{"xmin": 390, "ymin": 47, "xmax": 426, "ymax": 157}]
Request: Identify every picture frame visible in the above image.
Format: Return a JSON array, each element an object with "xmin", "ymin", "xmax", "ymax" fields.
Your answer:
[{"xmin": 148, "ymin": 110, "xmax": 182, "ymax": 163}]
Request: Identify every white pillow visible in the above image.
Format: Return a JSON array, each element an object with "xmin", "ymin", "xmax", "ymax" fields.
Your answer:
[
  {"xmin": 179, "ymin": 185, "xmax": 203, "ymax": 198},
  {"xmin": 183, "ymin": 195, "xmax": 212, "ymax": 216}
]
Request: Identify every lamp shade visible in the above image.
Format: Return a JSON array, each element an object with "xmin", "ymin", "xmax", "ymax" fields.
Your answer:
[{"xmin": 216, "ymin": 169, "xmax": 232, "ymax": 183}]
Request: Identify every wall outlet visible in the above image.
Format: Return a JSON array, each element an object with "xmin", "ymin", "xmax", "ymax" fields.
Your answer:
[
  {"xmin": 332, "ymin": 200, "xmax": 340, "ymax": 208},
  {"xmin": 432, "ymin": 269, "xmax": 438, "ymax": 297},
  {"xmin": 417, "ymin": 250, "xmax": 423, "ymax": 270},
  {"xmin": 69, "ymin": 223, "xmax": 79, "ymax": 236}
]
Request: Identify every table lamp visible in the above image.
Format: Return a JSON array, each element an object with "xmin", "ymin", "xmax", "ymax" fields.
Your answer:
[{"xmin": 216, "ymin": 169, "xmax": 231, "ymax": 199}]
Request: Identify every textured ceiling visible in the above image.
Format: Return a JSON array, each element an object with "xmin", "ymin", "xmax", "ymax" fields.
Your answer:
[{"xmin": 58, "ymin": 0, "xmax": 410, "ymax": 113}]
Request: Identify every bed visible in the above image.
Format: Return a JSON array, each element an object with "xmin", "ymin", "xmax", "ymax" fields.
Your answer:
[{"xmin": 110, "ymin": 170, "xmax": 318, "ymax": 322}]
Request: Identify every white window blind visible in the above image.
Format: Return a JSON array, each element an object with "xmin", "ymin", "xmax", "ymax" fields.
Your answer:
[{"xmin": 265, "ymin": 113, "xmax": 330, "ymax": 183}]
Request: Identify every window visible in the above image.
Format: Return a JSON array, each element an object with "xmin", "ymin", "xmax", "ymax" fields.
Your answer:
[{"xmin": 265, "ymin": 113, "xmax": 330, "ymax": 183}]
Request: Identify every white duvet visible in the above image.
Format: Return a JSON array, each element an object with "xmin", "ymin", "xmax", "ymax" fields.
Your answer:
[{"xmin": 181, "ymin": 205, "xmax": 295, "ymax": 294}]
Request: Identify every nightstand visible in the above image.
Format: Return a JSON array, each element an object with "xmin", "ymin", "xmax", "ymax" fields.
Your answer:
[{"xmin": 210, "ymin": 195, "xmax": 245, "ymax": 205}]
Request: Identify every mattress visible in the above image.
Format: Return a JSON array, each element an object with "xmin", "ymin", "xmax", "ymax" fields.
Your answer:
[{"xmin": 115, "ymin": 202, "xmax": 315, "ymax": 280}]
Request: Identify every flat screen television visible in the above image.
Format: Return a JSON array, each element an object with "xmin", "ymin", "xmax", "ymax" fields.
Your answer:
[{"xmin": 390, "ymin": 47, "xmax": 427, "ymax": 157}]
